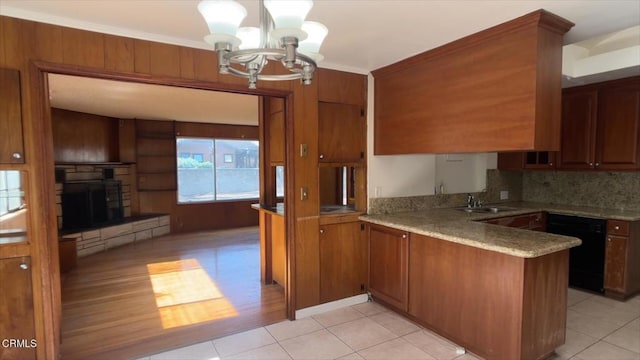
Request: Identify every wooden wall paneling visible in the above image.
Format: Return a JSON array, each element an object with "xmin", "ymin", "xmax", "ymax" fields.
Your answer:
[
  {"xmin": 104, "ymin": 35, "xmax": 134, "ymax": 73},
  {"xmin": 290, "ymin": 79, "xmax": 320, "ymax": 310},
  {"xmin": 173, "ymin": 200, "xmax": 258, "ymax": 233},
  {"xmin": 256, "ymin": 61, "xmax": 293, "ymax": 92},
  {"xmin": 23, "ymin": 21, "xmax": 63, "ymax": 63},
  {"xmin": 0, "ymin": 17, "xmax": 25, "ymax": 68},
  {"xmin": 133, "ymin": 39, "xmax": 151, "ymax": 74},
  {"xmin": 0, "ymin": 67, "xmax": 25, "ymax": 163},
  {"xmin": 259, "ymin": 211, "xmax": 272, "ymax": 283},
  {"xmin": 521, "ymin": 250, "xmax": 568, "ymax": 359},
  {"xmin": 179, "ymin": 47, "xmax": 195, "ymax": 80},
  {"xmin": 61, "ymin": 27, "xmax": 105, "ymax": 68},
  {"xmin": 294, "ymin": 217, "xmax": 320, "ymax": 309},
  {"xmin": 147, "ymin": 42, "xmax": 181, "ymax": 78},
  {"xmin": 118, "ymin": 119, "xmax": 136, "ymax": 163},
  {"xmin": 128, "ymin": 164, "xmax": 140, "ymax": 215},
  {"xmin": 193, "ymin": 48, "xmax": 219, "ymax": 82},
  {"xmin": 51, "ymin": 108, "xmax": 119, "ymax": 163},
  {"xmin": 136, "ymin": 156, "xmax": 176, "ymax": 173},
  {"xmin": 137, "ymin": 173, "xmax": 177, "ymax": 191},
  {"xmin": 271, "ymin": 214, "xmax": 286, "ymax": 287},
  {"xmin": 317, "ymin": 68, "xmax": 366, "ymax": 106},
  {"xmin": 267, "ymin": 98, "xmax": 285, "ymax": 165}
]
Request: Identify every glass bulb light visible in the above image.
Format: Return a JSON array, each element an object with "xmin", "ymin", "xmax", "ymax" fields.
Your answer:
[
  {"xmin": 198, "ymin": 0, "xmax": 247, "ymax": 37},
  {"xmin": 264, "ymin": 0, "xmax": 313, "ymax": 39},
  {"xmin": 299, "ymin": 21, "xmax": 327, "ymax": 61},
  {"xmin": 237, "ymin": 27, "xmax": 261, "ymax": 50}
]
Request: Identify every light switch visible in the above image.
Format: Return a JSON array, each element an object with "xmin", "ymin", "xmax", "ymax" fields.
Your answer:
[
  {"xmin": 500, "ymin": 190, "xmax": 509, "ymax": 200},
  {"xmin": 300, "ymin": 144, "xmax": 308, "ymax": 157},
  {"xmin": 301, "ymin": 186, "xmax": 309, "ymax": 200}
]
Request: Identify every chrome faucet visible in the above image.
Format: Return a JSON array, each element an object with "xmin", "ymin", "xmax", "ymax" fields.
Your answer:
[{"xmin": 467, "ymin": 193, "xmax": 474, "ymax": 208}]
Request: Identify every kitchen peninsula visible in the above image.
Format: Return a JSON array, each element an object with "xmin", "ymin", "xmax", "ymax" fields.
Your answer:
[{"xmin": 361, "ymin": 206, "xmax": 582, "ymax": 360}]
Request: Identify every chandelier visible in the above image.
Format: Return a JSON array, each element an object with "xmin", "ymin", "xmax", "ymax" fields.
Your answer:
[{"xmin": 197, "ymin": 0, "xmax": 328, "ymax": 89}]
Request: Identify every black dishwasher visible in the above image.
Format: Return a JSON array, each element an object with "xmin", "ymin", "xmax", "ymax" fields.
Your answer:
[{"xmin": 546, "ymin": 213, "xmax": 607, "ymax": 293}]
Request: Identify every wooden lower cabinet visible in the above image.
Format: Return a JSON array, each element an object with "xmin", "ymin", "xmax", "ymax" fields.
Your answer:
[
  {"xmin": 604, "ymin": 220, "xmax": 640, "ymax": 298},
  {"xmin": 0, "ymin": 256, "xmax": 36, "ymax": 360},
  {"xmin": 407, "ymin": 233, "xmax": 568, "ymax": 360},
  {"xmin": 319, "ymin": 222, "xmax": 367, "ymax": 303},
  {"xmin": 367, "ymin": 224, "xmax": 408, "ymax": 311}
]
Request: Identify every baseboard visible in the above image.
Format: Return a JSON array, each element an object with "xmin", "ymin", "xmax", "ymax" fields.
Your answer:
[{"xmin": 295, "ymin": 294, "xmax": 369, "ymax": 319}]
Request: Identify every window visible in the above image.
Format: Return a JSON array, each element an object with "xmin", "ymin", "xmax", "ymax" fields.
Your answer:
[
  {"xmin": 176, "ymin": 138, "xmax": 259, "ymax": 203},
  {"xmin": 192, "ymin": 153, "xmax": 204, "ymax": 162},
  {"xmin": 0, "ymin": 171, "xmax": 23, "ymax": 217},
  {"xmin": 275, "ymin": 166, "xmax": 284, "ymax": 198}
]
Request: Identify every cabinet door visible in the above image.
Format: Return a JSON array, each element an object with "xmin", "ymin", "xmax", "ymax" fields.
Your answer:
[
  {"xmin": 596, "ymin": 79, "xmax": 640, "ymax": 170},
  {"xmin": 559, "ymin": 89, "xmax": 598, "ymax": 169},
  {"xmin": 368, "ymin": 224, "xmax": 408, "ymax": 311},
  {"xmin": 605, "ymin": 235, "xmax": 628, "ymax": 292},
  {"xmin": 0, "ymin": 257, "xmax": 36, "ymax": 360},
  {"xmin": 319, "ymin": 222, "xmax": 367, "ymax": 303},
  {"xmin": 318, "ymin": 102, "xmax": 364, "ymax": 163},
  {"xmin": 0, "ymin": 68, "xmax": 25, "ymax": 164}
]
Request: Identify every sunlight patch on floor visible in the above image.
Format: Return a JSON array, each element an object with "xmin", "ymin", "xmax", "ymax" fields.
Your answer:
[{"xmin": 147, "ymin": 259, "xmax": 238, "ymax": 329}]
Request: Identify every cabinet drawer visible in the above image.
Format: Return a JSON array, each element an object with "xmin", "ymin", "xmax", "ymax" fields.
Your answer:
[{"xmin": 607, "ymin": 220, "xmax": 630, "ymax": 236}]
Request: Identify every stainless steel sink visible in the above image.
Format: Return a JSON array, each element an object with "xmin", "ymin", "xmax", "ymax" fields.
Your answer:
[{"xmin": 456, "ymin": 206, "xmax": 515, "ymax": 213}]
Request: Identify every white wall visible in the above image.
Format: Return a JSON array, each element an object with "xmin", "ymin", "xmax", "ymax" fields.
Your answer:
[{"xmin": 366, "ymin": 74, "xmax": 498, "ymax": 203}]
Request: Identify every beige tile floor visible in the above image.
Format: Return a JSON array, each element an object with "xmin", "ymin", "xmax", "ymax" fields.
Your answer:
[{"xmin": 141, "ymin": 289, "xmax": 640, "ymax": 360}]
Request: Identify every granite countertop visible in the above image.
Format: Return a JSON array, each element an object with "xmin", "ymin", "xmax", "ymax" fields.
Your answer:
[{"xmin": 360, "ymin": 205, "xmax": 584, "ymax": 258}]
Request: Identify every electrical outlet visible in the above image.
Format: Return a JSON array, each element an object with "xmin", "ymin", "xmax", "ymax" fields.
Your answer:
[
  {"xmin": 375, "ymin": 186, "xmax": 382, "ymax": 197},
  {"xmin": 500, "ymin": 190, "xmax": 509, "ymax": 200}
]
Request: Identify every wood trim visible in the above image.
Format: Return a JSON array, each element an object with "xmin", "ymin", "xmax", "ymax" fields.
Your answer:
[{"xmin": 175, "ymin": 122, "xmax": 259, "ymax": 139}]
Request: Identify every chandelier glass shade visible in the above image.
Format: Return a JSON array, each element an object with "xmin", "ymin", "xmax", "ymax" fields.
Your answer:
[{"xmin": 197, "ymin": 0, "xmax": 328, "ymax": 89}]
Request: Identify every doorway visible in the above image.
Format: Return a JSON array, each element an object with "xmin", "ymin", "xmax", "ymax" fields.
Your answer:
[{"xmin": 42, "ymin": 70, "xmax": 290, "ymax": 358}]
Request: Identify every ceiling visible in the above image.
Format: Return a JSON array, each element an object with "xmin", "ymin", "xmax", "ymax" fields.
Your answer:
[
  {"xmin": 48, "ymin": 74, "xmax": 259, "ymax": 125},
  {"xmin": 3, "ymin": 1, "xmax": 639, "ymax": 123}
]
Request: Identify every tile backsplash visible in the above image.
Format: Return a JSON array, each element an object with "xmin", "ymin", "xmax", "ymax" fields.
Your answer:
[
  {"xmin": 368, "ymin": 169, "xmax": 522, "ymax": 214},
  {"xmin": 368, "ymin": 169, "xmax": 639, "ymax": 214},
  {"xmin": 523, "ymin": 171, "xmax": 640, "ymax": 211}
]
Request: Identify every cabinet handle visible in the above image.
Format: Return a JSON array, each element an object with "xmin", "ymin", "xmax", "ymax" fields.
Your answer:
[
  {"xmin": 614, "ymin": 226, "xmax": 620, "ymax": 230},
  {"xmin": 589, "ymin": 162, "xmax": 593, "ymax": 167},
  {"xmin": 319, "ymin": 154, "xmax": 324, "ymax": 159},
  {"xmin": 608, "ymin": 238, "xmax": 611, "ymax": 242},
  {"xmin": 549, "ymin": 163, "xmax": 553, "ymax": 166},
  {"xmin": 401, "ymin": 234, "xmax": 407, "ymax": 239},
  {"xmin": 595, "ymin": 163, "xmax": 600, "ymax": 167},
  {"xmin": 320, "ymin": 229, "xmax": 324, "ymax": 234},
  {"xmin": 12, "ymin": 152, "xmax": 22, "ymax": 159},
  {"xmin": 19, "ymin": 263, "xmax": 29, "ymax": 270}
]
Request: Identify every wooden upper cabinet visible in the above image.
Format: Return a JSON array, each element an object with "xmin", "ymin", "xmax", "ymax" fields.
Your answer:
[
  {"xmin": 558, "ymin": 88, "xmax": 598, "ymax": 169},
  {"xmin": 596, "ymin": 78, "xmax": 640, "ymax": 170},
  {"xmin": 317, "ymin": 68, "xmax": 366, "ymax": 106},
  {"xmin": 372, "ymin": 10, "xmax": 573, "ymax": 155},
  {"xmin": 559, "ymin": 76, "xmax": 640, "ymax": 171},
  {"xmin": 0, "ymin": 68, "xmax": 25, "ymax": 164},
  {"xmin": 318, "ymin": 102, "xmax": 364, "ymax": 163}
]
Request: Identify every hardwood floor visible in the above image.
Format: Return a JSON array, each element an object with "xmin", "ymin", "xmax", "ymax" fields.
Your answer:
[{"xmin": 60, "ymin": 226, "xmax": 286, "ymax": 359}]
